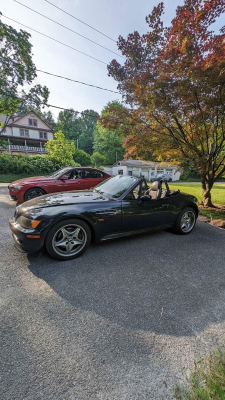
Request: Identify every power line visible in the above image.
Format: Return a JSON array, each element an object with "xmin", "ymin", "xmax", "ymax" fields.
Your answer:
[
  {"xmin": 44, "ymin": 0, "xmax": 117, "ymax": 43},
  {"xmin": 45, "ymin": 104, "xmax": 100, "ymax": 118},
  {"xmin": 36, "ymin": 69, "xmax": 120, "ymax": 93},
  {"xmin": 13, "ymin": 0, "xmax": 124, "ymax": 59},
  {"xmin": 2, "ymin": 15, "xmax": 108, "ymax": 65}
]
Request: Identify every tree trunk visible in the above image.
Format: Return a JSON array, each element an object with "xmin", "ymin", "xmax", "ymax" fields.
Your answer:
[{"xmin": 202, "ymin": 179, "xmax": 213, "ymax": 207}]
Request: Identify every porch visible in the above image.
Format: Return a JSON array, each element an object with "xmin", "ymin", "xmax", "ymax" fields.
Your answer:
[{"xmin": 0, "ymin": 138, "xmax": 47, "ymax": 154}]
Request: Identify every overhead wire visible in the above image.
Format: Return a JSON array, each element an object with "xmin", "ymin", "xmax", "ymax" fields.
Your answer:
[
  {"xmin": 36, "ymin": 70, "xmax": 120, "ymax": 93},
  {"xmin": 44, "ymin": 0, "xmax": 117, "ymax": 43},
  {"xmin": 12, "ymin": 0, "xmax": 124, "ymax": 59},
  {"xmin": 2, "ymin": 15, "xmax": 108, "ymax": 65}
]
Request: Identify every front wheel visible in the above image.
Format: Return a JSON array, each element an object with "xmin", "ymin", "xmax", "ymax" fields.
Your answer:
[
  {"xmin": 173, "ymin": 207, "xmax": 197, "ymax": 235},
  {"xmin": 24, "ymin": 188, "xmax": 46, "ymax": 201},
  {"xmin": 45, "ymin": 218, "xmax": 91, "ymax": 260}
]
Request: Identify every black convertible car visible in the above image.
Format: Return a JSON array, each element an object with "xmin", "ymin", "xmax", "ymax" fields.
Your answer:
[{"xmin": 9, "ymin": 175, "xmax": 198, "ymax": 261}]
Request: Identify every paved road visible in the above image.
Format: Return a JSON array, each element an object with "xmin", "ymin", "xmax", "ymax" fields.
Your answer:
[{"xmin": 0, "ymin": 186, "xmax": 225, "ymax": 400}]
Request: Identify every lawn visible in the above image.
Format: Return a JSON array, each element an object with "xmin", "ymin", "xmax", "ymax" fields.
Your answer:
[{"xmin": 169, "ymin": 183, "xmax": 225, "ymax": 206}]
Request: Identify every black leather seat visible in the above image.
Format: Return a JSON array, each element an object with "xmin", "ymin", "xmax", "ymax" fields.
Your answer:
[{"xmin": 148, "ymin": 181, "xmax": 162, "ymax": 199}]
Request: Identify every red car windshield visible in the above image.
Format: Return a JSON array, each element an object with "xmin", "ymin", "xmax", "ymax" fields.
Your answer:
[{"xmin": 48, "ymin": 168, "xmax": 71, "ymax": 179}]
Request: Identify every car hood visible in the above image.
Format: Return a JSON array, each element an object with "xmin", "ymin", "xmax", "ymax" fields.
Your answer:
[
  {"xmin": 9, "ymin": 176, "xmax": 50, "ymax": 186},
  {"xmin": 19, "ymin": 191, "xmax": 110, "ymax": 211}
]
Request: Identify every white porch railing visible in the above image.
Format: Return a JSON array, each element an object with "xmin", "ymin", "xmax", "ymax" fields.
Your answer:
[{"xmin": 9, "ymin": 145, "xmax": 47, "ymax": 152}]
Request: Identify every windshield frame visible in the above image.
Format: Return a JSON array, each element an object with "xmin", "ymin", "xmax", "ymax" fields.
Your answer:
[
  {"xmin": 48, "ymin": 167, "xmax": 72, "ymax": 179},
  {"xmin": 93, "ymin": 175, "xmax": 141, "ymax": 199}
]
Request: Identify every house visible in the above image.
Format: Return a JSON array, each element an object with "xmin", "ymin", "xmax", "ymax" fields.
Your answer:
[
  {"xmin": 0, "ymin": 111, "xmax": 54, "ymax": 154},
  {"xmin": 111, "ymin": 159, "xmax": 181, "ymax": 181}
]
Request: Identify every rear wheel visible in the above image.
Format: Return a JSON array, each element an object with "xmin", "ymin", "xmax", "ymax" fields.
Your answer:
[
  {"xmin": 24, "ymin": 188, "xmax": 46, "ymax": 201},
  {"xmin": 173, "ymin": 207, "xmax": 197, "ymax": 235},
  {"xmin": 45, "ymin": 218, "xmax": 91, "ymax": 260}
]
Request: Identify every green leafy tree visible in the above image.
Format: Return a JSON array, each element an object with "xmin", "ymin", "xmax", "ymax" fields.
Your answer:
[
  {"xmin": 94, "ymin": 101, "xmax": 125, "ymax": 164},
  {"xmin": 56, "ymin": 109, "xmax": 80, "ymax": 140},
  {"xmin": 91, "ymin": 152, "xmax": 106, "ymax": 168},
  {"xmin": 73, "ymin": 148, "xmax": 91, "ymax": 166},
  {"xmin": 0, "ymin": 14, "xmax": 49, "ymax": 133},
  {"xmin": 45, "ymin": 131, "xmax": 76, "ymax": 164}
]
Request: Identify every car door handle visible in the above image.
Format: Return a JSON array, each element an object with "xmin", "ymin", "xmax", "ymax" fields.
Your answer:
[{"xmin": 162, "ymin": 204, "xmax": 170, "ymax": 208}]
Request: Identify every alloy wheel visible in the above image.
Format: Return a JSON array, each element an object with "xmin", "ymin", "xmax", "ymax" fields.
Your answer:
[
  {"xmin": 180, "ymin": 211, "xmax": 196, "ymax": 233},
  {"xmin": 52, "ymin": 224, "xmax": 87, "ymax": 257}
]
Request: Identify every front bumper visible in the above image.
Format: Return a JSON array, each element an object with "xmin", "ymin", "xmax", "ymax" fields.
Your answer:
[
  {"xmin": 8, "ymin": 187, "xmax": 24, "ymax": 202},
  {"xmin": 9, "ymin": 218, "xmax": 45, "ymax": 253}
]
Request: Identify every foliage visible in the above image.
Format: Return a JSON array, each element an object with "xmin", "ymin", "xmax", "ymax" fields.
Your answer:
[
  {"xmin": 104, "ymin": 0, "xmax": 225, "ymax": 207},
  {"xmin": 73, "ymin": 148, "xmax": 92, "ymax": 166},
  {"xmin": 56, "ymin": 109, "xmax": 99, "ymax": 154},
  {"xmin": 44, "ymin": 131, "xmax": 76, "ymax": 164},
  {"xmin": 0, "ymin": 14, "xmax": 49, "ymax": 132},
  {"xmin": 180, "ymin": 165, "xmax": 201, "ymax": 181},
  {"xmin": 93, "ymin": 101, "xmax": 125, "ymax": 164},
  {"xmin": 175, "ymin": 350, "xmax": 225, "ymax": 400},
  {"xmin": 91, "ymin": 152, "xmax": 106, "ymax": 168},
  {"xmin": 0, "ymin": 152, "xmax": 75, "ymax": 175}
]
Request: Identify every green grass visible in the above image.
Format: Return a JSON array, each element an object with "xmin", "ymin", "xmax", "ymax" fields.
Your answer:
[
  {"xmin": 200, "ymin": 208, "xmax": 225, "ymax": 221},
  {"xmin": 169, "ymin": 183, "xmax": 225, "ymax": 205},
  {"xmin": 0, "ymin": 173, "xmax": 38, "ymax": 183},
  {"xmin": 175, "ymin": 350, "xmax": 225, "ymax": 400}
]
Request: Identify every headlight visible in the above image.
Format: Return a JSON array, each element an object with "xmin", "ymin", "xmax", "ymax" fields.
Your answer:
[
  {"xmin": 10, "ymin": 186, "xmax": 23, "ymax": 191},
  {"xmin": 17, "ymin": 216, "xmax": 41, "ymax": 229}
]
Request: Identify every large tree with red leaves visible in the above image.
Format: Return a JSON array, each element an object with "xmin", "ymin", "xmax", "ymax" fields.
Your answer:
[{"xmin": 104, "ymin": 0, "xmax": 225, "ymax": 207}]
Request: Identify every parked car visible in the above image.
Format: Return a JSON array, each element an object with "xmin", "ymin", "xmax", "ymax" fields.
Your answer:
[
  {"xmin": 8, "ymin": 167, "xmax": 110, "ymax": 203},
  {"xmin": 151, "ymin": 173, "xmax": 173, "ymax": 182},
  {"xmin": 9, "ymin": 175, "xmax": 198, "ymax": 261}
]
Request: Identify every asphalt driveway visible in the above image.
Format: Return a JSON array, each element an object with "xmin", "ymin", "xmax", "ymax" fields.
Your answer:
[{"xmin": 0, "ymin": 186, "xmax": 225, "ymax": 400}]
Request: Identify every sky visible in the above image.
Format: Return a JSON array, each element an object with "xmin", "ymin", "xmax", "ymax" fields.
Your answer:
[{"xmin": 1, "ymin": 0, "xmax": 224, "ymax": 120}]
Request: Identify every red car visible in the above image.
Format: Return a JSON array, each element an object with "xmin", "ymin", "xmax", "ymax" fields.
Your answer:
[{"xmin": 8, "ymin": 167, "xmax": 110, "ymax": 203}]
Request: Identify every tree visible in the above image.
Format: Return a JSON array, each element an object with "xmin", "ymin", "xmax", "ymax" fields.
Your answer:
[
  {"xmin": 73, "ymin": 148, "xmax": 92, "ymax": 166},
  {"xmin": 0, "ymin": 14, "xmax": 49, "ymax": 133},
  {"xmin": 104, "ymin": 0, "xmax": 225, "ymax": 207},
  {"xmin": 77, "ymin": 110, "xmax": 99, "ymax": 154},
  {"xmin": 56, "ymin": 109, "xmax": 80, "ymax": 140},
  {"xmin": 91, "ymin": 152, "xmax": 106, "ymax": 168},
  {"xmin": 94, "ymin": 101, "xmax": 125, "ymax": 164},
  {"xmin": 56, "ymin": 109, "xmax": 99, "ymax": 154},
  {"xmin": 45, "ymin": 131, "xmax": 76, "ymax": 164}
]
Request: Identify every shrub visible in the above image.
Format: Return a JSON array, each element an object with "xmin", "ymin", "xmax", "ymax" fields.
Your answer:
[{"xmin": 0, "ymin": 153, "xmax": 78, "ymax": 175}]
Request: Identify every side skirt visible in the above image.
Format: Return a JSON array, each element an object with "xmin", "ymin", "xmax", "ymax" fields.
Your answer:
[{"xmin": 99, "ymin": 224, "xmax": 173, "ymax": 241}]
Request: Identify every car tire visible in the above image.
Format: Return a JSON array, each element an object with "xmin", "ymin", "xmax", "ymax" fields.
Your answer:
[
  {"xmin": 24, "ymin": 188, "xmax": 46, "ymax": 201},
  {"xmin": 173, "ymin": 207, "xmax": 197, "ymax": 235},
  {"xmin": 45, "ymin": 218, "xmax": 91, "ymax": 261}
]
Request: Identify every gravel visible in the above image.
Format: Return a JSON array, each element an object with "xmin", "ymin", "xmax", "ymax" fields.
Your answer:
[{"xmin": 0, "ymin": 187, "xmax": 225, "ymax": 400}]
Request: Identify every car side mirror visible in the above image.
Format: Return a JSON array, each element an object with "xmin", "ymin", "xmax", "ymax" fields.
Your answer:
[
  {"xmin": 60, "ymin": 175, "xmax": 69, "ymax": 180},
  {"xmin": 140, "ymin": 194, "xmax": 152, "ymax": 201}
]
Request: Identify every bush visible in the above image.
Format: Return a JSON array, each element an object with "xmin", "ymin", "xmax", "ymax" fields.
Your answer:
[
  {"xmin": 0, "ymin": 153, "xmax": 78, "ymax": 175},
  {"xmin": 180, "ymin": 165, "xmax": 200, "ymax": 181},
  {"xmin": 73, "ymin": 149, "xmax": 92, "ymax": 166}
]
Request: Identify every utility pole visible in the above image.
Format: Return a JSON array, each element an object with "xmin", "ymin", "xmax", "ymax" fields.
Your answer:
[
  {"xmin": 116, "ymin": 151, "xmax": 117, "ymax": 163},
  {"xmin": 76, "ymin": 139, "xmax": 79, "ymax": 149}
]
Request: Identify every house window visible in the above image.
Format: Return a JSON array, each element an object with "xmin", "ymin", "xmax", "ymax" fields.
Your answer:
[
  {"xmin": 39, "ymin": 131, "xmax": 48, "ymax": 140},
  {"xmin": 20, "ymin": 129, "xmax": 29, "ymax": 137},
  {"xmin": 118, "ymin": 170, "xmax": 123, "ymax": 175},
  {"xmin": 28, "ymin": 119, "xmax": 37, "ymax": 126},
  {"xmin": 128, "ymin": 171, "xmax": 133, "ymax": 176}
]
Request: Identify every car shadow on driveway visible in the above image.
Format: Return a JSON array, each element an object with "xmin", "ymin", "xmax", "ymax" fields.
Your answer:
[{"xmin": 28, "ymin": 222, "xmax": 225, "ymax": 337}]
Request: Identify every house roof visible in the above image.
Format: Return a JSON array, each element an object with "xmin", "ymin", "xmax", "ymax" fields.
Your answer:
[
  {"xmin": 112, "ymin": 159, "xmax": 178, "ymax": 168},
  {"xmin": 113, "ymin": 159, "xmax": 156, "ymax": 167},
  {"xmin": 0, "ymin": 110, "xmax": 54, "ymax": 132}
]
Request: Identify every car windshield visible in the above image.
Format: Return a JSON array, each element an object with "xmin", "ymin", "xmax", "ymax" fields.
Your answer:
[
  {"xmin": 48, "ymin": 168, "xmax": 71, "ymax": 179},
  {"xmin": 94, "ymin": 175, "xmax": 138, "ymax": 198}
]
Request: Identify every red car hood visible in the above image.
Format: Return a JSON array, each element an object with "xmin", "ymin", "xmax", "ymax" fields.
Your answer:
[{"xmin": 9, "ymin": 176, "xmax": 51, "ymax": 186}]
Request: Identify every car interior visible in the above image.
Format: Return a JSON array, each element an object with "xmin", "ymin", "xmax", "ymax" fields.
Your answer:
[{"xmin": 125, "ymin": 179, "xmax": 179, "ymax": 201}]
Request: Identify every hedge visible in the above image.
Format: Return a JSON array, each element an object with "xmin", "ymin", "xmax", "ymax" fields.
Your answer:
[{"xmin": 0, "ymin": 153, "xmax": 79, "ymax": 175}]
